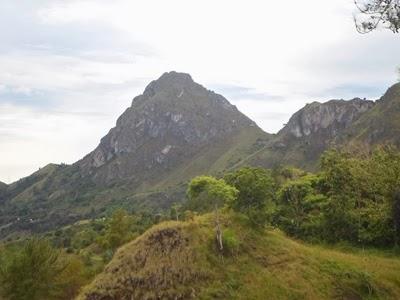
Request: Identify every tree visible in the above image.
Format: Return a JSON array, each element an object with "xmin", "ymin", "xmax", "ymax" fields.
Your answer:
[
  {"xmin": 100, "ymin": 209, "xmax": 135, "ymax": 250},
  {"xmin": 354, "ymin": 0, "xmax": 400, "ymax": 33},
  {"xmin": 277, "ymin": 174, "xmax": 326, "ymax": 239},
  {"xmin": 170, "ymin": 203, "xmax": 182, "ymax": 221},
  {"xmin": 224, "ymin": 167, "xmax": 276, "ymax": 227},
  {"xmin": 393, "ymin": 189, "xmax": 400, "ymax": 246},
  {"xmin": 186, "ymin": 176, "xmax": 238, "ymax": 213},
  {"xmin": 0, "ymin": 238, "xmax": 85, "ymax": 300},
  {"xmin": 187, "ymin": 176, "xmax": 238, "ymax": 251},
  {"xmin": 224, "ymin": 167, "xmax": 275, "ymax": 211}
]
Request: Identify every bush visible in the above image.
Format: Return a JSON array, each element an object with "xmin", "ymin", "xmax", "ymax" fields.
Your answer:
[{"xmin": 222, "ymin": 229, "xmax": 240, "ymax": 256}]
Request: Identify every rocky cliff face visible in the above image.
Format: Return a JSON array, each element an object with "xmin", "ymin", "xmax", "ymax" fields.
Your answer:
[
  {"xmin": 279, "ymin": 98, "xmax": 374, "ymax": 139},
  {"xmin": 249, "ymin": 97, "xmax": 376, "ymax": 170},
  {"xmin": 77, "ymin": 71, "xmax": 258, "ymax": 184}
]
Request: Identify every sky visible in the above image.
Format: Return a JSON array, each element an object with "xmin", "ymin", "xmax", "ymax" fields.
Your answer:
[{"xmin": 0, "ymin": 0, "xmax": 399, "ymax": 183}]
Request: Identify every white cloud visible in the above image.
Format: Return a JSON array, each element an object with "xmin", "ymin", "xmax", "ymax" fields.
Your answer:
[{"xmin": 0, "ymin": 0, "xmax": 399, "ymax": 183}]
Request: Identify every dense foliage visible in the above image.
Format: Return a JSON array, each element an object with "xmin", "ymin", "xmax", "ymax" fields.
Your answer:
[
  {"xmin": 185, "ymin": 146, "xmax": 400, "ymax": 247},
  {"xmin": 275, "ymin": 146, "xmax": 400, "ymax": 246},
  {"xmin": 186, "ymin": 176, "xmax": 238, "ymax": 212},
  {"xmin": 0, "ymin": 238, "xmax": 86, "ymax": 300}
]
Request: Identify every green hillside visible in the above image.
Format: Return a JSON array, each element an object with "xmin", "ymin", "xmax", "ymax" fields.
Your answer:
[
  {"xmin": 345, "ymin": 83, "xmax": 400, "ymax": 146},
  {"xmin": 79, "ymin": 213, "xmax": 400, "ymax": 300}
]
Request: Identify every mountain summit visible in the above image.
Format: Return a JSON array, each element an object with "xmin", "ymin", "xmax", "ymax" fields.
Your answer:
[{"xmin": 78, "ymin": 71, "xmax": 258, "ymax": 184}]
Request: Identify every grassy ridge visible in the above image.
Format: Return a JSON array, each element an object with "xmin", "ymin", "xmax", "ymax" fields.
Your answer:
[{"xmin": 80, "ymin": 213, "xmax": 400, "ymax": 300}]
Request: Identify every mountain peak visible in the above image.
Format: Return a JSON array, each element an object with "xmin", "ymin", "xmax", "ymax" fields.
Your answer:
[
  {"xmin": 159, "ymin": 71, "xmax": 193, "ymax": 82},
  {"xmin": 79, "ymin": 72, "xmax": 258, "ymax": 183},
  {"xmin": 141, "ymin": 71, "xmax": 196, "ymax": 99}
]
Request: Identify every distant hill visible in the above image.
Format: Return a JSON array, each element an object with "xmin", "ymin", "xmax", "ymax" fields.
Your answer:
[
  {"xmin": 343, "ymin": 83, "xmax": 400, "ymax": 147},
  {"xmin": 78, "ymin": 213, "xmax": 400, "ymax": 300}
]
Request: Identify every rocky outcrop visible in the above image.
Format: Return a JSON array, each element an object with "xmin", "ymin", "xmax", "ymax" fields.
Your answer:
[
  {"xmin": 279, "ymin": 98, "xmax": 374, "ymax": 139},
  {"xmin": 249, "ymin": 97, "xmax": 376, "ymax": 170}
]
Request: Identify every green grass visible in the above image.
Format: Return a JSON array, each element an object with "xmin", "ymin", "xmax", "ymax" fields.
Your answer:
[{"xmin": 79, "ymin": 212, "xmax": 400, "ymax": 300}]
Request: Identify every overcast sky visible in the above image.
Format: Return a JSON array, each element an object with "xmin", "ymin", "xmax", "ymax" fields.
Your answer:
[{"xmin": 0, "ymin": 0, "xmax": 399, "ymax": 183}]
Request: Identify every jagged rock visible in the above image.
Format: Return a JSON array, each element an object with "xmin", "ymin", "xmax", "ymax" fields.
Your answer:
[{"xmin": 279, "ymin": 98, "xmax": 374, "ymax": 139}]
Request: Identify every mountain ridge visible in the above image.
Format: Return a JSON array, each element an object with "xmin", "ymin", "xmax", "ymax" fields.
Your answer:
[
  {"xmin": 0, "ymin": 72, "xmax": 269, "ymax": 238},
  {"xmin": 1, "ymin": 72, "xmax": 399, "ymax": 239}
]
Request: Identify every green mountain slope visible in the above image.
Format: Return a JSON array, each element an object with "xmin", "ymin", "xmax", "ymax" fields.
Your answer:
[
  {"xmin": 344, "ymin": 83, "xmax": 400, "ymax": 146},
  {"xmin": 79, "ymin": 213, "xmax": 400, "ymax": 300}
]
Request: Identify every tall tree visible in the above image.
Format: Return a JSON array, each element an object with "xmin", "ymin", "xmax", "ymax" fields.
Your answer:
[
  {"xmin": 0, "ymin": 238, "xmax": 85, "ymax": 300},
  {"xmin": 224, "ymin": 167, "xmax": 276, "ymax": 228},
  {"xmin": 187, "ymin": 176, "xmax": 238, "ymax": 251}
]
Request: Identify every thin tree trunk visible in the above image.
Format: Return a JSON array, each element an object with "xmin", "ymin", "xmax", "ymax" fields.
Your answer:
[{"xmin": 215, "ymin": 204, "xmax": 223, "ymax": 251}]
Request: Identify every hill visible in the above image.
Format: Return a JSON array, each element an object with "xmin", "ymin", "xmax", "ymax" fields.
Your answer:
[
  {"xmin": 79, "ymin": 213, "xmax": 400, "ymax": 300},
  {"xmin": 344, "ymin": 83, "xmax": 400, "ymax": 146}
]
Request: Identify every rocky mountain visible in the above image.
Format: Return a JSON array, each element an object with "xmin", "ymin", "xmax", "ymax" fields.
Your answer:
[
  {"xmin": 246, "ymin": 97, "xmax": 375, "ymax": 169},
  {"xmin": 0, "ymin": 72, "xmax": 269, "ymax": 238},
  {"xmin": 77, "ymin": 71, "xmax": 261, "ymax": 185}
]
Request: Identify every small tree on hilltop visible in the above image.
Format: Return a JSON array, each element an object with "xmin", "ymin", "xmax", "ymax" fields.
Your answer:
[
  {"xmin": 224, "ymin": 167, "xmax": 276, "ymax": 228},
  {"xmin": 187, "ymin": 176, "xmax": 238, "ymax": 251}
]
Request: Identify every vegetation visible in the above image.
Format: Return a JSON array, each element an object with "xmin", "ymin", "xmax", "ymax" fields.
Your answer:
[
  {"xmin": 1, "ymin": 146, "xmax": 400, "ymax": 299},
  {"xmin": 0, "ymin": 238, "xmax": 86, "ymax": 300},
  {"xmin": 186, "ymin": 176, "xmax": 238, "ymax": 213},
  {"xmin": 224, "ymin": 167, "xmax": 276, "ymax": 228},
  {"xmin": 80, "ymin": 213, "xmax": 400, "ymax": 300}
]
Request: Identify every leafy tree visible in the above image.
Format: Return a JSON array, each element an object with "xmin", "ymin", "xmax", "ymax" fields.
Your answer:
[
  {"xmin": 0, "ymin": 238, "xmax": 85, "ymax": 300},
  {"xmin": 186, "ymin": 176, "xmax": 238, "ymax": 213},
  {"xmin": 354, "ymin": 0, "xmax": 400, "ymax": 33},
  {"xmin": 100, "ymin": 209, "xmax": 135, "ymax": 250},
  {"xmin": 320, "ymin": 150, "xmax": 359, "ymax": 242},
  {"xmin": 170, "ymin": 203, "xmax": 182, "ymax": 221},
  {"xmin": 224, "ymin": 167, "xmax": 276, "ymax": 227},
  {"xmin": 187, "ymin": 176, "xmax": 238, "ymax": 251},
  {"xmin": 393, "ymin": 189, "xmax": 400, "ymax": 246},
  {"xmin": 277, "ymin": 174, "xmax": 326, "ymax": 239},
  {"xmin": 320, "ymin": 147, "xmax": 400, "ymax": 245},
  {"xmin": 224, "ymin": 167, "xmax": 275, "ymax": 211}
]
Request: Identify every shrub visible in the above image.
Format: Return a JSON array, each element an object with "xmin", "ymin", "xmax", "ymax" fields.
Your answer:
[{"xmin": 222, "ymin": 229, "xmax": 240, "ymax": 256}]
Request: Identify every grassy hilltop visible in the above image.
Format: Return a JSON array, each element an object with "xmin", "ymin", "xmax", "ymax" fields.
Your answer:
[{"xmin": 79, "ymin": 213, "xmax": 400, "ymax": 300}]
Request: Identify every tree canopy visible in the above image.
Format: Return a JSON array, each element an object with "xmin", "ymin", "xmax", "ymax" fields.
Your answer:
[{"xmin": 186, "ymin": 176, "xmax": 238, "ymax": 212}]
